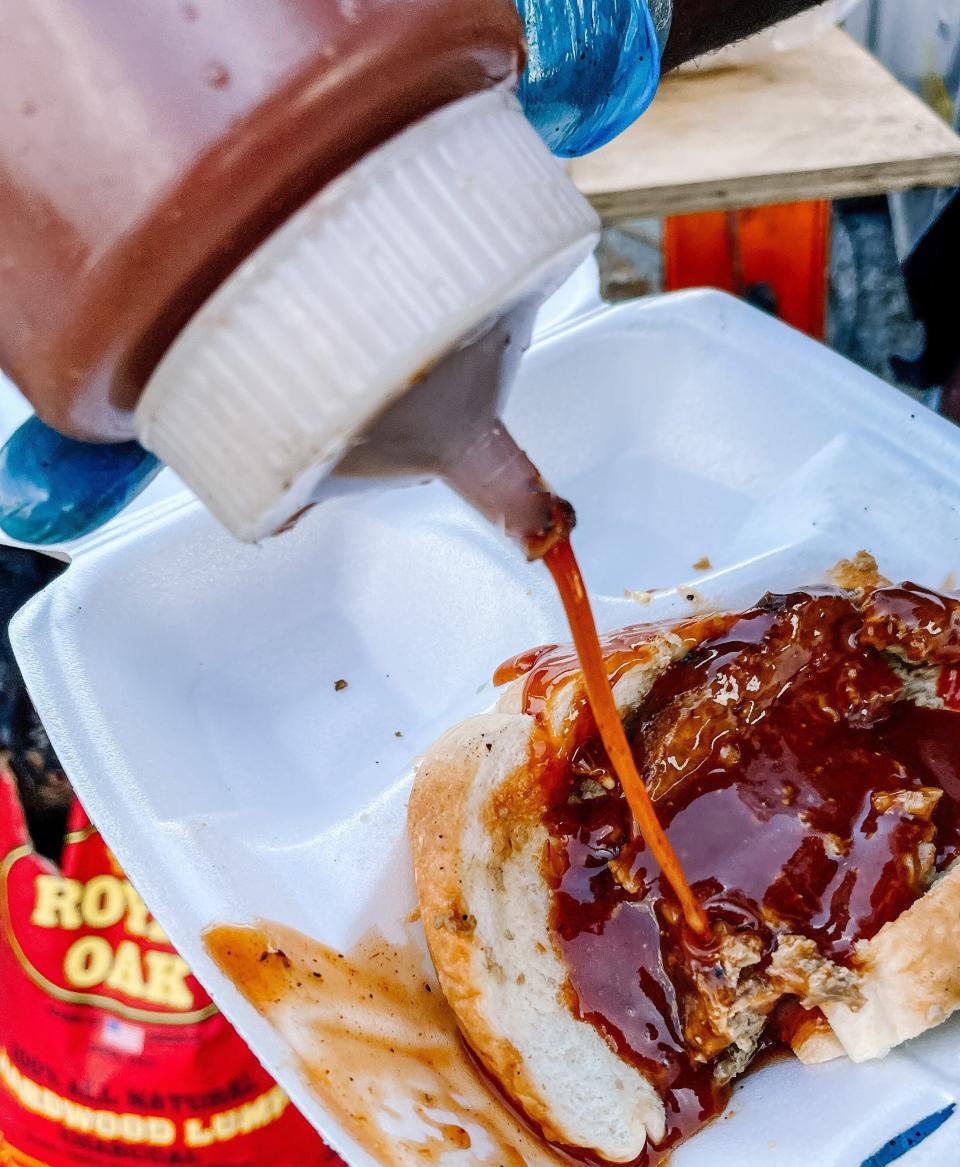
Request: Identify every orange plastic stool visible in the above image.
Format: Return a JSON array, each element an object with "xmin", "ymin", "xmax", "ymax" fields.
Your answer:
[{"xmin": 664, "ymin": 202, "xmax": 831, "ymax": 339}]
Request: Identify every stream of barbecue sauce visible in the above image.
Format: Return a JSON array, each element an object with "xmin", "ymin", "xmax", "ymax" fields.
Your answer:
[
  {"xmin": 497, "ymin": 583, "xmax": 960, "ymax": 1164},
  {"xmin": 542, "ymin": 537, "xmax": 710, "ymax": 938}
]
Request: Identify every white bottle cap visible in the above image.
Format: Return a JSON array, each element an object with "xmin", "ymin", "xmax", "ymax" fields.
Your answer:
[{"xmin": 135, "ymin": 90, "xmax": 600, "ymax": 541}]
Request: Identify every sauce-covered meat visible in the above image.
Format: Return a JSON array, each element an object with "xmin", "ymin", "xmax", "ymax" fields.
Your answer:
[
  {"xmin": 510, "ymin": 588, "xmax": 960, "ymax": 1164},
  {"xmin": 632, "ymin": 592, "xmax": 936, "ymax": 964},
  {"xmin": 861, "ymin": 583, "xmax": 960, "ymax": 664}
]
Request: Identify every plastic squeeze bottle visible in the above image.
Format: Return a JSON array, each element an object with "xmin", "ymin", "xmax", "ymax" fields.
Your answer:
[
  {"xmin": 0, "ymin": 0, "xmax": 601, "ymax": 546},
  {"xmin": 0, "ymin": 0, "xmax": 676, "ymax": 546}
]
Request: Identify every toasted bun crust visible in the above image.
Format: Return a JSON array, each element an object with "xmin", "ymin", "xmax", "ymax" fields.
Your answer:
[
  {"xmin": 408, "ymin": 634, "xmax": 685, "ymax": 1163},
  {"xmin": 789, "ymin": 1018, "xmax": 846, "ymax": 1065},
  {"xmin": 822, "ymin": 861, "xmax": 960, "ymax": 1062}
]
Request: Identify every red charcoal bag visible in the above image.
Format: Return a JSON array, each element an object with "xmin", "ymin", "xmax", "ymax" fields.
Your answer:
[{"xmin": 0, "ymin": 767, "xmax": 343, "ymax": 1166}]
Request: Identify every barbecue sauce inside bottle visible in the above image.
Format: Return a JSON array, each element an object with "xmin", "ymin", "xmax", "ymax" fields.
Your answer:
[{"xmin": 0, "ymin": 0, "xmax": 527, "ymax": 439}]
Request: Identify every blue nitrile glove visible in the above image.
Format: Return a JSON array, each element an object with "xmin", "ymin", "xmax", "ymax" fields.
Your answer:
[
  {"xmin": 0, "ymin": 416, "xmax": 160, "ymax": 544},
  {"xmin": 516, "ymin": 0, "xmax": 668, "ymax": 156}
]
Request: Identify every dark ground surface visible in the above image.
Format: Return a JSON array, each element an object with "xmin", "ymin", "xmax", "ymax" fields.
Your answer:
[{"xmin": 596, "ymin": 197, "xmax": 944, "ymax": 415}]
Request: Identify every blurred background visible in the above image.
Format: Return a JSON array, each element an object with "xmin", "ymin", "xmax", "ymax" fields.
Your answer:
[{"xmin": 592, "ymin": 0, "xmax": 960, "ymax": 418}]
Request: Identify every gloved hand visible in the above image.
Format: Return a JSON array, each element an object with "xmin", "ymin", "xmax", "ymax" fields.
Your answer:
[
  {"xmin": 516, "ymin": 0, "xmax": 665, "ymax": 156},
  {"xmin": 0, "ymin": 0, "xmax": 667, "ymax": 544},
  {"xmin": 0, "ymin": 416, "xmax": 160, "ymax": 544}
]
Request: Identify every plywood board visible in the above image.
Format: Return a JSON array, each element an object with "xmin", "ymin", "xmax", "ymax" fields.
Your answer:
[{"xmin": 570, "ymin": 28, "xmax": 960, "ymax": 222}]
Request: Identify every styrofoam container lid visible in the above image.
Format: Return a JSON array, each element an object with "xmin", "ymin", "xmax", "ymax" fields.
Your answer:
[{"xmin": 12, "ymin": 291, "xmax": 960, "ymax": 1165}]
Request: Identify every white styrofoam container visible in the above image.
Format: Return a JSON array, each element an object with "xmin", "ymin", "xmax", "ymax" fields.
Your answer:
[{"xmin": 11, "ymin": 289, "xmax": 960, "ymax": 1166}]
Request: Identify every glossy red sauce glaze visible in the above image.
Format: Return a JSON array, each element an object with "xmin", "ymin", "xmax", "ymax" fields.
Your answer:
[
  {"xmin": 521, "ymin": 588, "xmax": 960, "ymax": 1164},
  {"xmin": 875, "ymin": 704, "xmax": 960, "ymax": 869},
  {"xmin": 493, "ymin": 617, "xmax": 734, "ymax": 707},
  {"xmin": 861, "ymin": 583, "xmax": 960, "ymax": 664},
  {"xmin": 940, "ymin": 666, "xmax": 960, "ymax": 711}
]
